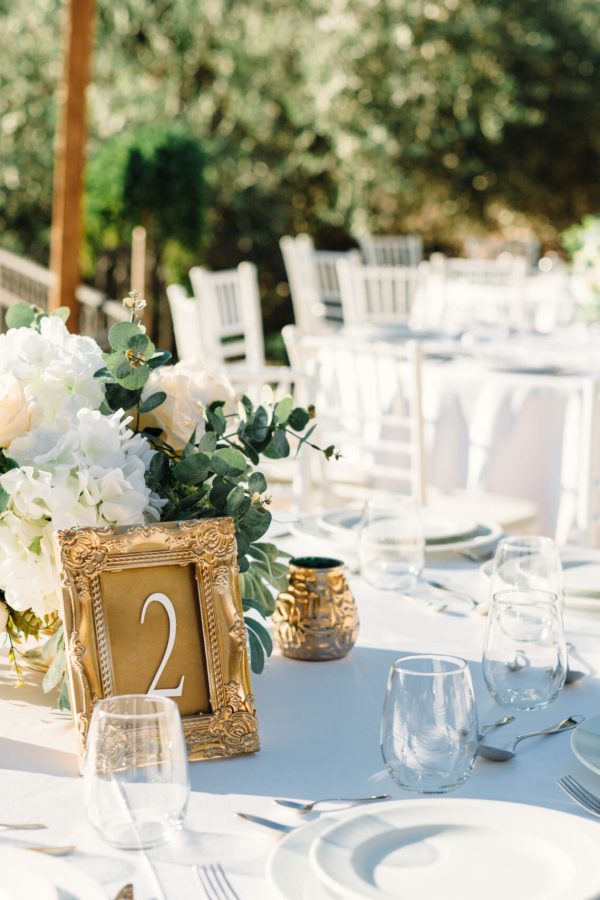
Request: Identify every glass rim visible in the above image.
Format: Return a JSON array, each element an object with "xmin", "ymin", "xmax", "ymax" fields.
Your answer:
[
  {"xmin": 392, "ymin": 653, "xmax": 468, "ymax": 676},
  {"xmin": 491, "ymin": 588, "xmax": 560, "ymax": 606},
  {"xmin": 93, "ymin": 694, "xmax": 177, "ymax": 720},
  {"xmin": 497, "ymin": 535, "xmax": 558, "ymax": 552}
]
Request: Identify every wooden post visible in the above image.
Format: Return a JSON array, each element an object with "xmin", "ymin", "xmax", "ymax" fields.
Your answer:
[{"xmin": 49, "ymin": 0, "xmax": 96, "ymax": 328}]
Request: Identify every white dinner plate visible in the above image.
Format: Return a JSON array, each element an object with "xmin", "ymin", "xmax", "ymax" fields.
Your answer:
[
  {"xmin": 318, "ymin": 508, "xmax": 479, "ymax": 545},
  {"xmin": 0, "ymin": 848, "xmax": 105, "ymax": 900},
  {"xmin": 310, "ymin": 798, "xmax": 600, "ymax": 900},
  {"xmin": 479, "ymin": 550, "xmax": 600, "ymax": 613},
  {"xmin": 571, "ymin": 713, "xmax": 600, "ymax": 776},
  {"xmin": 267, "ymin": 817, "xmax": 336, "ymax": 900},
  {"xmin": 291, "ymin": 514, "xmax": 502, "ymax": 559}
]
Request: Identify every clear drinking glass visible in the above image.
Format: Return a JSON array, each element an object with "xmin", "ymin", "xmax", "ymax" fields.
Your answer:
[
  {"xmin": 381, "ymin": 654, "xmax": 479, "ymax": 794},
  {"xmin": 490, "ymin": 536, "xmax": 562, "ymax": 600},
  {"xmin": 359, "ymin": 495, "xmax": 425, "ymax": 590},
  {"xmin": 482, "ymin": 589, "xmax": 566, "ymax": 710},
  {"xmin": 83, "ymin": 694, "xmax": 190, "ymax": 849}
]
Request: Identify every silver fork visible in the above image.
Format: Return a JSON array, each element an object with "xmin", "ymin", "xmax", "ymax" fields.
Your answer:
[
  {"xmin": 557, "ymin": 775, "xmax": 600, "ymax": 817},
  {"xmin": 194, "ymin": 863, "xmax": 241, "ymax": 900}
]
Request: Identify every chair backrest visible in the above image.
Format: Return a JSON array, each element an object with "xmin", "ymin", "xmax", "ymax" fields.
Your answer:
[
  {"xmin": 429, "ymin": 254, "xmax": 528, "ymax": 330},
  {"xmin": 189, "ymin": 262, "xmax": 265, "ymax": 369},
  {"xmin": 336, "ymin": 258, "xmax": 423, "ymax": 327},
  {"xmin": 358, "ymin": 234, "xmax": 423, "ymax": 268},
  {"xmin": 166, "ymin": 283, "xmax": 206, "ymax": 363},
  {"xmin": 280, "ymin": 234, "xmax": 359, "ymax": 333},
  {"xmin": 463, "ymin": 236, "xmax": 540, "ymax": 270},
  {"xmin": 295, "ymin": 335, "xmax": 426, "ymax": 506}
]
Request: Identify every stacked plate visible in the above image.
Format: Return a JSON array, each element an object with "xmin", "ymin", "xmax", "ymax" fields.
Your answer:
[
  {"xmin": 479, "ymin": 548, "xmax": 600, "ymax": 613},
  {"xmin": 267, "ymin": 798, "xmax": 600, "ymax": 899},
  {"xmin": 291, "ymin": 508, "xmax": 502, "ymax": 559}
]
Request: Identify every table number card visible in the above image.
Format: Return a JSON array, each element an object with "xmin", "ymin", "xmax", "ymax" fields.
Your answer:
[{"xmin": 56, "ymin": 518, "xmax": 259, "ymax": 762}]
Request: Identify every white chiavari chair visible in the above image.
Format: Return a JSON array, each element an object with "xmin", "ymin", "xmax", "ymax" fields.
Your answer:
[
  {"xmin": 286, "ymin": 326, "xmax": 538, "ymax": 529},
  {"xmin": 358, "ymin": 234, "xmax": 423, "ymax": 268},
  {"xmin": 336, "ymin": 258, "xmax": 424, "ymax": 328},
  {"xmin": 166, "ymin": 283, "xmax": 206, "ymax": 363},
  {"xmin": 294, "ymin": 334, "xmax": 427, "ymax": 508},
  {"xmin": 569, "ymin": 379, "xmax": 600, "ymax": 548},
  {"xmin": 189, "ymin": 262, "xmax": 265, "ymax": 370},
  {"xmin": 280, "ymin": 234, "xmax": 359, "ymax": 333},
  {"xmin": 429, "ymin": 254, "xmax": 529, "ymax": 331},
  {"xmin": 463, "ymin": 236, "xmax": 540, "ymax": 270}
]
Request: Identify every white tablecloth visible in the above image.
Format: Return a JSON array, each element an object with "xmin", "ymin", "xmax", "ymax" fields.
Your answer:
[
  {"xmin": 422, "ymin": 359, "xmax": 589, "ymax": 541},
  {"xmin": 2, "ymin": 535, "xmax": 600, "ymax": 899}
]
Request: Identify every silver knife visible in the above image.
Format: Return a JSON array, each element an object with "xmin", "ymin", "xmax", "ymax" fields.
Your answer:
[{"xmin": 236, "ymin": 812, "xmax": 294, "ymax": 834}]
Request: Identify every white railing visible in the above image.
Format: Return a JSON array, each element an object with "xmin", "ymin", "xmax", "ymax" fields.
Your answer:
[{"xmin": 0, "ymin": 248, "xmax": 128, "ymax": 340}]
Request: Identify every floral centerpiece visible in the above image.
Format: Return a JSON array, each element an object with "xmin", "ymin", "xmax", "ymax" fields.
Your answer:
[{"xmin": 0, "ymin": 296, "xmax": 333, "ymax": 706}]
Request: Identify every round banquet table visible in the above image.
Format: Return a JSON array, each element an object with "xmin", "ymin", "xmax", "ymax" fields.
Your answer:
[{"xmin": 2, "ymin": 533, "xmax": 600, "ymax": 899}]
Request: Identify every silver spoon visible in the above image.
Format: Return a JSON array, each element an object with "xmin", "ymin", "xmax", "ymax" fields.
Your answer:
[
  {"xmin": 274, "ymin": 793, "xmax": 390, "ymax": 814},
  {"xmin": 479, "ymin": 715, "xmax": 515, "ymax": 739},
  {"xmin": 422, "ymin": 578, "xmax": 487, "ymax": 613},
  {"xmin": 478, "ymin": 714, "xmax": 584, "ymax": 762}
]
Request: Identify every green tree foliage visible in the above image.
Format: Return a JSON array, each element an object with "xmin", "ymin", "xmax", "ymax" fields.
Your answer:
[{"xmin": 1, "ymin": 0, "xmax": 599, "ymax": 338}]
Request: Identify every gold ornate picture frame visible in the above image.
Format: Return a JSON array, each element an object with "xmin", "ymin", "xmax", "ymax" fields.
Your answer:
[{"xmin": 56, "ymin": 518, "xmax": 259, "ymax": 762}]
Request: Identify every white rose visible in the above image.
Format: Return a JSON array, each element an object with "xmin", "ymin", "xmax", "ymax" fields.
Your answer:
[
  {"xmin": 140, "ymin": 363, "xmax": 234, "ymax": 451},
  {"xmin": 0, "ymin": 373, "xmax": 32, "ymax": 448}
]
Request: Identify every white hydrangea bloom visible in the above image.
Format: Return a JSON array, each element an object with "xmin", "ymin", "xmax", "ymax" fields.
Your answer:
[{"xmin": 0, "ymin": 318, "xmax": 162, "ymax": 616}]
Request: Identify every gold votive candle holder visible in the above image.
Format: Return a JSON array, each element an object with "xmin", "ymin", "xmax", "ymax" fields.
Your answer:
[{"xmin": 272, "ymin": 556, "xmax": 359, "ymax": 661}]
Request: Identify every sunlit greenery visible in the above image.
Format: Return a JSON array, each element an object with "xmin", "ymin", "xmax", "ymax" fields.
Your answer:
[{"xmin": 1, "ymin": 0, "xmax": 599, "ymax": 343}]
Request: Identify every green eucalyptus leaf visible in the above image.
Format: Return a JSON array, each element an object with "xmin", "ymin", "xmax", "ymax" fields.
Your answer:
[
  {"xmin": 205, "ymin": 405, "xmax": 226, "ymax": 435},
  {"xmin": 274, "ymin": 396, "xmax": 293, "ymax": 424},
  {"xmin": 227, "ymin": 486, "xmax": 251, "ymax": 516},
  {"xmin": 149, "ymin": 451, "xmax": 170, "ymax": 484},
  {"xmin": 173, "ymin": 452, "xmax": 211, "ymax": 484},
  {"xmin": 0, "ymin": 486, "xmax": 9, "ymax": 513},
  {"xmin": 288, "ymin": 407, "xmax": 310, "ymax": 431},
  {"xmin": 295, "ymin": 422, "xmax": 317, "ymax": 455},
  {"xmin": 51, "ymin": 306, "xmax": 70, "ymax": 322},
  {"xmin": 235, "ymin": 530, "xmax": 251, "ymax": 557},
  {"xmin": 238, "ymin": 555, "xmax": 250, "ymax": 573},
  {"xmin": 42, "ymin": 647, "xmax": 66, "ymax": 693},
  {"xmin": 127, "ymin": 332, "xmax": 152, "ymax": 354},
  {"xmin": 58, "ymin": 678, "xmax": 71, "ymax": 711},
  {"xmin": 6, "ymin": 303, "xmax": 35, "ymax": 329},
  {"xmin": 138, "ymin": 391, "xmax": 167, "ymax": 414},
  {"xmin": 247, "ymin": 629, "xmax": 265, "ymax": 674},
  {"xmin": 210, "ymin": 479, "xmax": 232, "ymax": 508},
  {"xmin": 240, "ymin": 504, "xmax": 271, "ymax": 540},
  {"xmin": 198, "ymin": 432, "xmax": 217, "ymax": 453},
  {"xmin": 104, "ymin": 382, "xmax": 141, "ymax": 411},
  {"xmin": 211, "ymin": 447, "xmax": 248, "ymax": 478},
  {"xmin": 108, "ymin": 321, "xmax": 141, "ymax": 350},
  {"xmin": 242, "ymin": 597, "xmax": 267, "ymax": 617},
  {"xmin": 148, "ymin": 350, "xmax": 172, "ymax": 369},
  {"xmin": 117, "ymin": 364, "xmax": 151, "ymax": 391},
  {"xmin": 245, "ymin": 616, "xmax": 273, "ymax": 656},
  {"xmin": 248, "ymin": 471, "xmax": 267, "ymax": 494},
  {"xmin": 263, "ymin": 429, "xmax": 290, "ymax": 459},
  {"xmin": 93, "ymin": 366, "xmax": 112, "ymax": 381}
]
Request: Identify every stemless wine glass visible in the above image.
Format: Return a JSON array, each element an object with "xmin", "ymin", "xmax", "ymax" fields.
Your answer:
[
  {"xmin": 490, "ymin": 536, "xmax": 562, "ymax": 600},
  {"xmin": 359, "ymin": 495, "xmax": 425, "ymax": 590},
  {"xmin": 482, "ymin": 589, "xmax": 566, "ymax": 710},
  {"xmin": 83, "ymin": 694, "xmax": 190, "ymax": 849},
  {"xmin": 381, "ymin": 654, "xmax": 479, "ymax": 794}
]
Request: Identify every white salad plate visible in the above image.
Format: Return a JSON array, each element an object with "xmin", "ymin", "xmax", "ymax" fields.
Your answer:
[
  {"xmin": 309, "ymin": 798, "xmax": 600, "ymax": 900},
  {"xmin": 0, "ymin": 848, "xmax": 105, "ymax": 900},
  {"xmin": 292, "ymin": 513, "xmax": 502, "ymax": 558},
  {"xmin": 318, "ymin": 508, "xmax": 479, "ymax": 545},
  {"xmin": 267, "ymin": 817, "xmax": 336, "ymax": 900},
  {"xmin": 571, "ymin": 713, "xmax": 600, "ymax": 777}
]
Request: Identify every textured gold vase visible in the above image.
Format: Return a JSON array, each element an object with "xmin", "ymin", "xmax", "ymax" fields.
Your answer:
[{"xmin": 272, "ymin": 557, "xmax": 359, "ymax": 661}]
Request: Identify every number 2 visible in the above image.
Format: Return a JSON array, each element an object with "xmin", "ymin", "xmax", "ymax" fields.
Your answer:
[{"xmin": 140, "ymin": 592, "xmax": 185, "ymax": 698}]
